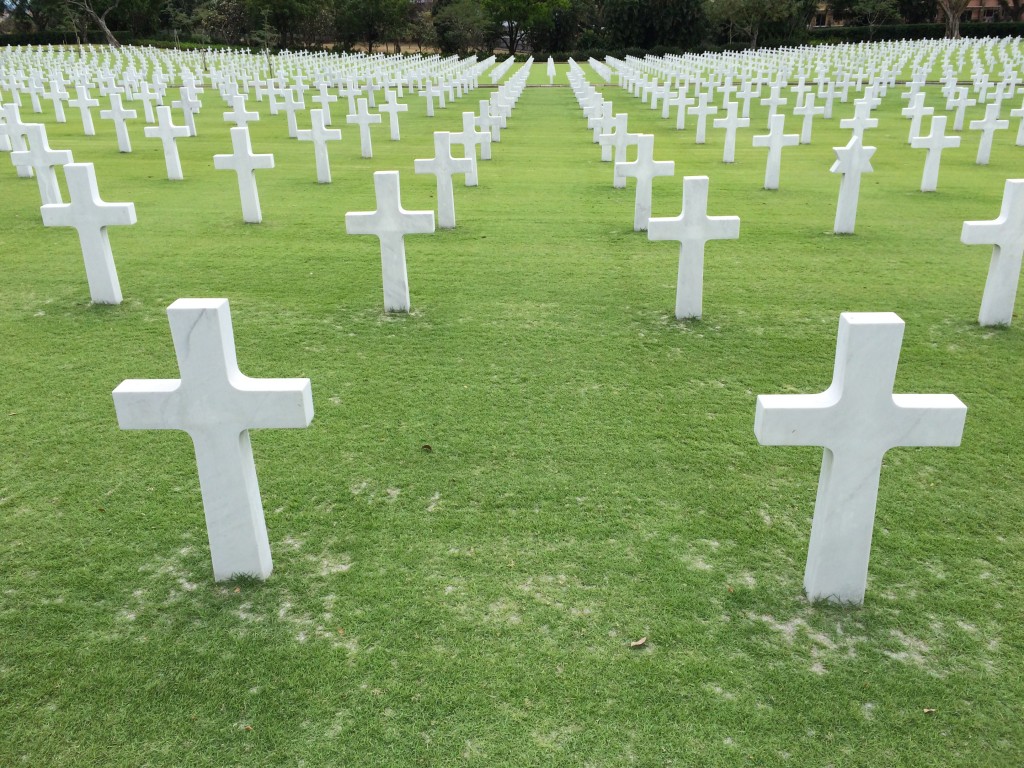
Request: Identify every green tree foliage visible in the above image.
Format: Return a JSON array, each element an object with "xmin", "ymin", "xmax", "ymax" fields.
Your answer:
[
  {"xmin": 406, "ymin": 4, "xmax": 437, "ymax": 51},
  {"xmin": 527, "ymin": 0, "xmax": 599, "ymax": 52},
  {"xmin": 0, "ymin": 0, "xmax": 954, "ymax": 52},
  {"xmin": 485, "ymin": 0, "xmax": 570, "ymax": 54},
  {"xmin": 829, "ymin": 0, "xmax": 900, "ymax": 31},
  {"xmin": 706, "ymin": 0, "xmax": 814, "ymax": 48},
  {"xmin": 2, "ymin": 0, "xmax": 74, "ymax": 32},
  {"xmin": 335, "ymin": 0, "xmax": 410, "ymax": 51},
  {"xmin": 601, "ymin": 0, "xmax": 706, "ymax": 49},
  {"xmin": 433, "ymin": 0, "xmax": 493, "ymax": 54},
  {"xmin": 897, "ymin": 0, "xmax": 938, "ymax": 23}
]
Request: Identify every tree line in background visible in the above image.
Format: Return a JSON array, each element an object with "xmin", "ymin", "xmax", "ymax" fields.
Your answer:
[{"xmin": 0, "ymin": 0, "xmax": 1009, "ymax": 55}]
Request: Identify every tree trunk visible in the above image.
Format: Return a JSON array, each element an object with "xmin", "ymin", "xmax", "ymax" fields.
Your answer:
[
  {"xmin": 69, "ymin": 1, "xmax": 121, "ymax": 46},
  {"xmin": 90, "ymin": 11, "xmax": 121, "ymax": 46}
]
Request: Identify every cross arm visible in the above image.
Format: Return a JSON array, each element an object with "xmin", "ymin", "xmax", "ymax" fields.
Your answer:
[
  {"xmin": 39, "ymin": 202, "xmax": 71, "ymax": 227},
  {"xmin": 401, "ymin": 211, "xmax": 436, "ymax": 235},
  {"xmin": 345, "ymin": 211, "xmax": 382, "ymax": 237},
  {"xmin": 961, "ymin": 218, "xmax": 1005, "ymax": 246},
  {"xmin": 234, "ymin": 376, "xmax": 314, "ymax": 430},
  {"xmin": 99, "ymin": 201, "xmax": 137, "ymax": 227},
  {"xmin": 889, "ymin": 394, "xmax": 966, "ymax": 448},
  {"xmin": 113, "ymin": 379, "xmax": 182, "ymax": 430},
  {"xmin": 706, "ymin": 216, "xmax": 740, "ymax": 241},
  {"xmin": 961, "ymin": 180, "xmax": 1024, "ymax": 248},
  {"xmin": 754, "ymin": 391, "xmax": 839, "ymax": 448}
]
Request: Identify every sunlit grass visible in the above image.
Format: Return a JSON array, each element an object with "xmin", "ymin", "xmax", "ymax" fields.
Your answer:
[{"xmin": 0, "ymin": 57, "xmax": 1021, "ymax": 766}]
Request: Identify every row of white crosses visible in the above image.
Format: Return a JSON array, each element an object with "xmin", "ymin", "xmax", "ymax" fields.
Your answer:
[
  {"xmin": 114, "ymin": 61, "xmax": 971, "ymax": 600},
  {"xmin": 0, "ymin": 46, "xmax": 479, "ymax": 110},
  {"xmin": 0, "ymin": 48, "xmax": 513, "ymax": 583},
  {"xmin": 342, "ymin": 59, "xmax": 534, "ymax": 311},
  {"xmin": 162, "ymin": 52, "xmax": 497, "ymax": 214},
  {"xmin": 610, "ymin": 43, "xmax": 1024, "ymax": 165},
  {"xmin": 109, "ymin": 55, "xmax": 514, "ymax": 574},
  {"xmin": 601, "ymin": 51, "xmax": 1024, "ymax": 236},
  {"xmin": 570, "ymin": 70, "xmax": 740, "ymax": 320},
  {"xmin": 0, "ymin": 100, "xmax": 136, "ymax": 304},
  {"xmin": 574, "ymin": 64, "xmax": 977, "ymax": 607},
  {"xmin": 579, "ymin": 57, "xmax": 1024, "ymax": 321},
  {"xmin": 0, "ymin": 53, "xmax": 1011, "ymax": 603},
  {"xmin": 616, "ymin": 70, "xmax": 1019, "ymax": 189},
  {"xmin": 0, "ymin": 44, "xmax": 488, "ymax": 156}
]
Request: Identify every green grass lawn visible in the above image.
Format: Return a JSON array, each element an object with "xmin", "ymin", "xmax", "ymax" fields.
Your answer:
[{"xmin": 1, "ymin": 55, "xmax": 1022, "ymax": 766}]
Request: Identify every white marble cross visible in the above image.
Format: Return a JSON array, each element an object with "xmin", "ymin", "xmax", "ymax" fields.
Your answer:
[
  {"xmin": 911, "ymin": 115, "xmax": 960, "ymax": 192},
  {"xmin": 296, "ymin": 108, "xmax": 342, "ymax": 184},
  {"xmin": 752, "ymin": 114, "xmax": 799, "ymax": 190},
  {"xmin": 136, "ymin": 81, "xmax": 160, "ymax": 124},
  {"xmin": 11, "ymin": 123, "xmax": 72, "ymax": 205},
  {"xmin": 69, "ymin": 83, "xmax": 99, "ymax": 136},
  {"xmin": 43, "ymin": 77, "xmax": 68, "ymax": 123},
  {"xmin": 421, "ymin": 82, "xmax": 442, "ymax": 116},
  {"xmin": 1011, "ymin": 97, "xmax": 1024, "ymax": 146},
  {"xmin": 647, "ymin": 175, "xmax": 739, "ymax": 319},
  {"xmin": 713, "ymin": 101, "xmax": 749, "ymax": 163},
  {"xmin": 793, "ymin": 91, "xmax": 825, "ymax": 144},
  {"xmin": 40, "ymin": 162, "xmax": 136, "ymax": 304},
  {"xmin": 213, "ymin": 125, "xmax": 275, "ymax": 223},
  {"xmin": 599, "ymin": 115, "xmax": 641, "ymax": 187},
  {"xmin": 593, "ymin": 107, "xmax": 618, "ymax": 160},
  {"xmin": 961, "ymin": 179, "xmax": 1024, "ymax": 326},
  {"xmin": 337, "ymin": 78, "xmax": 359, "ymax": 114},
  {"xmin": 99, "ymin": 92, "xmax": 136, "ymax": 153},
  {"xmin": 25, "ymin": 73, "xmax": 44, "ymax": 114},
  {"xmin": 476, "ymin": 99, "xmax": 503, "ymax": 141},
  {"xmin": 689, "ymin": 92, "xmax": 718, "ymax": 144},
  {"xmin": 736, "ymin": 80, "xmax": 757, "ymax": 118},
  {"xmin": 968, "ymin": 103, "xmax": 1009, "ymax": 165},
  {"xmin": 759, "ymin": 84, "xmax": 787, "ymax": 124},
  {"xmin": 840, "ymin": 98, "xmax": 878, "ymax": 142},
  {"xmin": 830, "ymin": 135, "xmax": 876, "ymax": 235},
  {"xmin": 415, "ymin": 131, "xmax": 474, "ymax": 229},
  {"xmin": 818, "ymin": 79, "xmax": 838, "ymax": 118},
  {"xmin": 948, "ymin": 86, "xmax": 976, "ymax": 131},
  {"xmin": 377, "ymin": 90, "xmax": 408, "ymax": 140},
  {"xmin": 452, "ymin": 110, "xmax": 491, "ymax": 170},
  {"xmin": 901, "ymin": 92, "xmax": 934, "ymax": 144},
  {"xmin": 311, "ymin": 81, "xmax": 338, "ymax": 125},
  {"xmin": 345, "ymin": 171, "xmax": 435, "ymax": 312},
  {"xmin": 279, "ymin": 87, "xmax": 305, "ymax": 138},
  {"xmin": 112, "ymin": 298, "xmax": 314, "ymax": 582},
  {"xmin": 1, "ymin": 102, "xmax": 34, "ymax": 178},
  {"xmin": 754, "ymin": 312, "xmax": 967, "ymax": 605},
  {"xmin": 346, "ymin": 97, "xmax": 381, "ymax": 158},
  {"xmin": 144, "ymin": 105, "xmax": 191, "ymax": 181},
  {"xmin": 224, "ymin": 94, "xmax": 259, "ymax": 127},
  {"xmin": 615, "ymin": 134, "xmax": 675, "ymax": 231},
  {"xmin": 669, "ymin": 88, "xmax": 695, "ymax": 130},
  {"xmin": 172, "ymin": 86, "xmax": 201, "ymax": 136},
  {"xmin": 585, "ymin": 97, "xmax": 606, "ymax": 143}
]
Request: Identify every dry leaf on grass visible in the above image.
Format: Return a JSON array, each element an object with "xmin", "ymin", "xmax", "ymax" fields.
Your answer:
[{"xmin": 629, "ymin": 637, "xmax": 647, "ymax": 648}]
